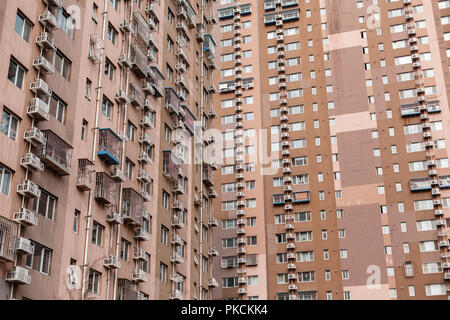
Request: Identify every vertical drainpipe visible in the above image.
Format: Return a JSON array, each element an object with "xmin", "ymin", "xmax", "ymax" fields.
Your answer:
[
  {"xmin": 81, "ymin": 0, "xmax": 109, "ymax": 300},
  {"xmin": 112, "ymin": 0, "xmax": 133, "ymax": 300},
  {"xmin": 199, "ymin": 1, "xmax": 206, "ymax": 300}
]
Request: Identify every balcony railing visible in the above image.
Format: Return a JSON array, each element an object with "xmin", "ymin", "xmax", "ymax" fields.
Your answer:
[
  {"xmin": 38, "ymin": 130, "xmax": 72, "ymax": 176},
  {"xmin": 163, "ymin": 150, "xmax": 179, "ymax": 181},
  {"xmin": 129, "ymin": 83, "xmax": 145, "ymax": 108},
  {"xmin": 122, "ymin": 188, "xmax": 145, "ymax": 226},
  {"xmin": 130, "ymin": 43, "xmax": 149, "ymax": 78},
  {"xmin": 202, "ymin": 163, "xmax": 214, "ymax": 187},
  {"xmin": 95, "ymin": 172, "xmax": 117, "ymax": 206},
  {"xmin": 77, "ymin": 159, "xmax": 94, "ymax": 191},
  {"xmin": 165, "ymin": 87, "xmax": 181, "ymax": 114},
  {"xmin": 0, "ymin": 216, "xmax": 18, "ymax": 262},
  {"xmin": 132, "ymin": 12, "xmax": 151, "ymax": 48},
  {"xmin": 410, "ymin": 178, "xmax": 431, "ymax": 191},
  {"xmin": 293, "ymin": 191, "xmax": 310, "ymax": 203},
  {"xmin": 203, "ymin": 34, "xmax": 216, "ymax": 58},
  {"xmin": 98, "ymin": 128, "xmax": 121, "ymax": 165}
]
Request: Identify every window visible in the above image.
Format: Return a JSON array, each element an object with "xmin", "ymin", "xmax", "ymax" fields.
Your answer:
[
  {"xmin": 104, "ymin": 59, "xmax": 115, "ymax": 81},
  {"xmin": 88, "ymin": 269, "xmax": 101, "ymax": 295},
  {"xmin": 107, "ymin": 23, "xmax": 118, "ymax": 45},
  {"xmin": 92, "ymin": 3, "xmax": 99, "ymax": 22},
  {"xmin": 120, "ymin": 239, "xmax": 130, "ymax": 261},
  {"xmin": 102, "ymin": 96, "xmax": 113, "ymax": 120},
  {"xmin": 59, "ymin": 9, "xmax": 75, "ymax": 39},
  {"xmin": 32, "ymin": 189, "xmax": 56, "ymax": 220},
  {"xmin": 7, "ymin": 58, "xmax": 26, "ymax": 89},
  {"xmin": 0, "ymin": 108, "xmax": 19, "ymax": 140},
  {"xmin": 53, "ymin": 50, "xmax": 71, "ymax": 80},
  {"xmin": 425, "ymin": 284, "xmax": 446, "ymax": 296},
  {"xmin": 91, "ymin": 222, "xmax": 104, "ymax": 247},
  {"xmin": 73, "ymin": 210, "xmax": 80, "ymax": 234},
  {"xmin": 160, "ymin": 263, "xmax": 167, "ymax": 283},
  {"xmin": 25, "ymin": 241, "xmax": 52, "ymax": 275},
  {"xmin": 127, "ymin": 122, "xmax": 136, "ymax": 142},
  {"xmin": 162, "ymin": 190, "xmax": 170, "ymax": 209},
  {"xmin": 15, "ymin": 11, "xmax": 32, "ymax": 42},
  {"xmin": 49, "ymin": 94, "xmax": 67, "ymax": 123},
  {"xmin": 110, "ymin": 0, "xmax": 120, "ymax": 11}
]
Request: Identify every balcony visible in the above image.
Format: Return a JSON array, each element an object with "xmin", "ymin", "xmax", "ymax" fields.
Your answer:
[
  {"xmin": 132, "ymin": 12, "xmax": 152, "ymax": 48},
  {"xmin": 129, "ymin": 83, "xmax": 145, "ymax": 108},
  {"xmin": 165, "ymin": 87, "xmax": 181, "ymax": 115},
  {"xmin": 33, "ymin": 56, "xmax": 54, "ymax": 74},
  {"xmin": 163, "ymin": 151, "xmax": 179, "ymax": 181},
  {"xmin": 17, "ymin": 180, "xmax": 40, "ymax": 199},
  {"xmin": 122, "ymin": 188, "xmax": 145, "ymax": 226},
  {"xmin": 273, "ymin": 194, "xmax": 285, "ymax": 205},
  {"xmin": 202, "ymin": 164, "xmax": 214, "ymax": 187},
  {"xmin": 27, "ymin": 97, "xmax": 50, "ymax": 121},
  {"xmin": 95, "ymin": 172, "xmax": 117, "ymax": 206},
  {"xmin": 6, "ymin": 266, "xmax": 31, "ymax": 285},
  {"xmin": 39, "ymin": 10, "xmax": 60, "ymax": 29},
  {"xmin": 38, "ymin": 130, "xmax": 72, "ymax": 175},
  {"xmin": 427, "ymin": 100, "xmax": 441, "ymax": 113},
  {"xmin": 104, "ymin": 256, "xmax": 121, "ymax": 269},
  {"xmin": 13, "ymin": 208, "xmax": 38, "ymax": 227},
  {"xmin": 132, "ymin": 270, "xmax": 148, "ymax": 283},
  {"xmin": 410, "ymin": 178, "xmax": 431, "ymax": 191},
  {"xmin": 76, "ymin": 159, "xmax": 94, "ymax": 191},
  {"xmin": 97, "ymin": 128, "xmax": 121, "ymax": 165},
  {"xmin": 30, "ymin": 79, "xmax": 52, "ymax": 97},
  {"xmin": 293, "ymin": 191, "xmax": 310, "ymax": 203},
  {"xmin": 20, "ymin": 153, "xmax": 44, "ymax": 172},
  {"xmin": 204, "ymin": 34, "xmax": 216, "ymax": 58},
  {"xmin": 130, "ymin": 43, "xmax": 149, "ymax": 78},
  {"xmin": 134, "ymin": 228, "xmax": 150, "ymax": 241}
]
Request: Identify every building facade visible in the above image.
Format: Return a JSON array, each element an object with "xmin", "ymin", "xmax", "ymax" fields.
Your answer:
[
  {"xmin": 0, "ymin": 0, "xmax": 219, "ymax": 300},
  {"xmin": 212, "ymin": 0, "xmax": 450, "ymax": 300}
]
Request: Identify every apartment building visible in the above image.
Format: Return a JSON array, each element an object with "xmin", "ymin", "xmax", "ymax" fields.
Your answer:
[
  {"xmin": 0, "ymin": 0, "xmax": 218, "ymax": 300},
  {"xmin": 212, "ymin": 0, "xmax": 450, "ymax": 300}
]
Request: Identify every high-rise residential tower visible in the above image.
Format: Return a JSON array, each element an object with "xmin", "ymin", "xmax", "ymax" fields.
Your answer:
[
  {"xmin": 212, "ymin": 0, "xmax": 450, "ymax": 300},
  {"xmin": 0, "ymin": 0, "xmax": 218, "ymax": 300}
]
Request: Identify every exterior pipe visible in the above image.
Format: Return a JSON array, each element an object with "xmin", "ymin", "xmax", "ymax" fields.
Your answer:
[{"xmin": 81, "ymin": 0, "xmax": 109, "ymax": 300}]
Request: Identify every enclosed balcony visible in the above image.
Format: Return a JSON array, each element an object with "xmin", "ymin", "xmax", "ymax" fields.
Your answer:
[
  {"xmin": 273, "ymin": 194, "xmax": 285, "ymax": 205},
  {"xmin": 38, "ymin": 130, "xmax": 72, "ymax": 175},
  {"xmin": 202, "ymin": 164, "xmax": 214, "ymax": 187},
  {"xmin": 439, "ymin": 176, "xmax": 450, "ymax": 188},
  {"xmin": 282, "ymin": 0, "xmax": 299, "ymax": 7},
  {"xmin": 149, "ymin": 66, "xmax": 164, "ymax": 97},
  {"xmin": 293, "ymin": 191, "xmax": 310, "ymax": 203},
  {"xmin": 77, "ymin": 159, "xmax": 94, "ymax": 191},
  {"xmin": 129, "ymin": 83, "xmax": 145, "ymax": 108},
  {"xmin": 165, "ymin": 87, "xmax": 181, "ymax": 114},
  {"xmin": 122, "ymin": 188, "xmax": 145, "ymax": 226},
  {"xmin": 163, "ymin": 150, "xmax": 179, "ymax": 181},
  {"xmin": 117, "ymin": 279, "xmax": 139, "ymax": 300},
  {"xmin": 184, "ymin": 106, "xmax": 196, "ymax": 135},
  {"xmin": 264, "ymin": 13, "xmax": 276, "ymax": 25},
  {"xmin": 203, "ymin": 34, "xmax": 216, "ymax": 59},
  {"xmin": 410, "ymin": 178, "xmax": 431, "ymax": 191},
  {"xmin": 130, "ymin": 43, "xmax": 149, "ymax": 78},
  {"xmin": 240, "ymin": 3, "xmax": 252, "ymax": 15},
  {"xmin": 218, "ymin": 7, "xmax": 234, "ymax": 20},
  {"xmin": 400, "ymin": 103, "xmax": 420, "ymax": 117},
  {"xmin": 95, "ymin": 172, "xmax": 117, "ymax": 206},
  {"xmin": 97, "ymin": 128, "xmax": 121, "ymax": 165},
  {"xmin": 132, "ymin": 12, "xmax": 151, "ymax": 48},
  {"xmin": 427, "ymin": 100, "xmax": 441, "ymax": 113},
  {"xmin": 0, "ymin": 216, "xmax": 19, "ymax": 262},
  {"xmin": 282, "ymin": 9, "xmax": 299, "ymax": 21}
]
